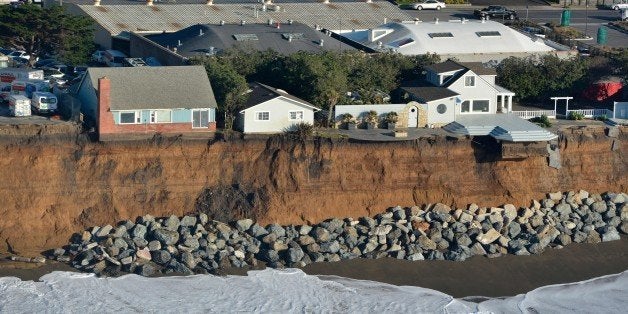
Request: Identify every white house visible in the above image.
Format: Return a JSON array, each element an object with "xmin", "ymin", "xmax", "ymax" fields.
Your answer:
[{"xmin": 236, "ymin": 83, "xmax": 320, "ymax": 134}]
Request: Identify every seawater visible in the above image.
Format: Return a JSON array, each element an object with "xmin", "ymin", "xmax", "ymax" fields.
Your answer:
[{"xmin": 0, "ymin": 268, "xmax": 626, "ymax": 313}]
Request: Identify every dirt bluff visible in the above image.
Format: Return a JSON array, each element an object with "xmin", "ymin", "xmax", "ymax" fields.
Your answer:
[{"xmin": 0, "ymin": 126, "xmax": 625, "ymax": 255}]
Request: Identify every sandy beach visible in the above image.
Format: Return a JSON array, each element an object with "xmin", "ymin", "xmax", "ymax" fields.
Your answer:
[{"xmin": 2, "ymin": 238, "xmax": 627, "ymax": 298}]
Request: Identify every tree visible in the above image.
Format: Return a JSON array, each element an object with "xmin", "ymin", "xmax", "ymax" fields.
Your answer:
[
  {"xmin": 194, "ymin": 57, "xmax": 248, "ymax": 130},
  {"xmin": 0, "ymin": 4, "xmax": 94, "ymax": 64}
]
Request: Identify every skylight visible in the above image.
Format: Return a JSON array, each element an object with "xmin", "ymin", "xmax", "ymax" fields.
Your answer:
[
  {"xmin": 476, "ymin": 31, "xmax": 501, "ymax": 37},
  {"xmin": 391, "ymin": 38, "xmax": 415, "ymax": 48},
  {"xmin": 281, "ymin": 33, "xmax": 305, "ymax": 40},
  {"xmin": 233, "ymin": 34, "xmax": 259, "ymax": 41},
  {"xmin": 428, "ymin": 32, "xmax": 454, "ymax": 38}
]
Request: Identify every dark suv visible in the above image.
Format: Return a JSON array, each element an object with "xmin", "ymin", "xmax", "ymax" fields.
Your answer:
[{"xmin": 474, "ymin": 6, "xmax": 517, "ymax": 20}]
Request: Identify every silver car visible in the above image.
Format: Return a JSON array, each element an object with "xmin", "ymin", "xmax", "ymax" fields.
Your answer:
[{"xmin": 412, "ymin": 0, "xmax": 446, "ymax": 10}]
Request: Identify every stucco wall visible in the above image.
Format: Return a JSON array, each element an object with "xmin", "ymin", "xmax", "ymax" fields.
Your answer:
[{"xmin": 448, "ymin": 73, "xmax": 498, "ymax": 115}]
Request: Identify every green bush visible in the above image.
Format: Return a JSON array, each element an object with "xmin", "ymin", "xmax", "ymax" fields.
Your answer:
[
  {"xmin": 595, "ymin": 115, "xmax": 608, "ymax": 122},
  {"xmin": 529, "ymin": 114, "xmax": 552, "ymax": 128},
  {"xmin": 340, "ymin": 113, "xmax": 354, "ymax": 123},
  {"xmin": 366, "ymin": 110, "xmax": 379, "ymax": 123},
  {"xmin": 568, "ymin": 111, "xmax": 585, "ymax": 120},
  {"xmin": 288, "ymin": 122, "xmax": 314, "ymax": 140},
  {"xmin": 385, "ymin": 111, "xmax": 399, "ymax": 124}
]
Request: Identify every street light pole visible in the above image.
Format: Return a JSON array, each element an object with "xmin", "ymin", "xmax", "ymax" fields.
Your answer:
[
  {"xmin": 526, "ymin": 0, "xmax": 529, "ymax": 21},
  {"xmin": 585, "ymin": 0, "xmax": 589, "ymax": 37}
]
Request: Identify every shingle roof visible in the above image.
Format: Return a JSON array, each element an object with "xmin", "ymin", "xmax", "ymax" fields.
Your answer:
[
  {"xmin": 243, "ymin": 82, "xmax": 319, "ymax": 110},
  {"xmin": 458, "ymin": 62, "xmax": 497, "ymax": 76},
  {"xmin": 83, "ymin": 66, "xmax": 217, "ymax": 110},
  {"xmin": 145, "ymin": 22, "xmax": 352, "ymax": 56},
  {"xmin": 400, "ymin": 86, "xmax": 459, "ymax": 103},
  {"xmin": 424, "ymin": 60, "xmax": 464, "ymax": 74}
]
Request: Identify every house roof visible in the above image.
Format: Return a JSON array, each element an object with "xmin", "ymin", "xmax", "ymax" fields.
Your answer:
[
  {"xmin": 340, "ymin": 20, "xmax": 556, "ymax": 57},
  {"xmin": 425, "ymin": 60, "xmax": 497, "ymax": 76},
  {"xmin": 242, "ymin": 82, "xmax": 319, "ymax": 111},
  {"xmin": 74, "ymin": 2, "xmax": 411, "ymax": 36},
  {"xmin": 401, "ymin": 86, "xmax": 459, "ymax": 103},
  {"xmin": 83, "ymin": 66, "xmax": 217, "ymax": 110},
  {"xmin": 144, "ymin": 22, "xmax": 352, "ymax": 56}
]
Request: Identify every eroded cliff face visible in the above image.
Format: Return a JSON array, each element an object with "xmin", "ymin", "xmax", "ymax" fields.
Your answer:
[{"xmin": 0, "ymin": 126, "xmax": 625, "ymax": 255}]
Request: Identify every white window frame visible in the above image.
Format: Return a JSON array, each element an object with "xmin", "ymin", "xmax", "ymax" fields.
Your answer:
[
  {"xmin": 118, "ymin": 110, "xmax": 141, "ymax": 124},
  {"xmin": 464, "ymin": 75, "xmax": 475, "ymax": 87},
  {"xmin": 459, "ymin": 99, "xmax": 491, "ymax": 114},
  {"xmin": 255, "ymin": 111, "xmax": 270, "ymax": 121},
  {"xmin": 191, "ymin": 109, "xmax": 212, "ymax": 128},
  {"xmin": 289, "ymin": 110, "xmax": 304, "ymax": 121},
  {"xmin": 150, "ymin": 109, "xmax": 172, "ymax": 124}
]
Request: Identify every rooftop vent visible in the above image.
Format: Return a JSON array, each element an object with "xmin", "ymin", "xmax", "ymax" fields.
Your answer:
[
  {"xmin": 268, "ymin": 19, "xmax": 274, "ymax": 25},
  {"xmin": 428, "ymin": 32, "xmax": 453, "ymax": 38},
  {"xmin": 205, "ymin": 0, "xmax": 213, "ymax": 4},
  {"xmin": 281, "ymin": 33, "xmax": 304, "ymax": 40},
  {"xmin": 240, "ymin": 20, "xmax": 246, "ymax": 26},
  {"xmin": 146, "ymin": 0, "xmax": 153, "ymax": 6},
  {"xmin": 476, "ymin": 31, "xmax": 501, "ymax": 37},
  {"xmin": 434, "ymin": 17, "xmax": 439, "ymax": 24},
  {"xmin": 319, "ymin": 39, "xmax": 324, "ymax": 46},
  {"xmin": 93, "ymin": 0, "xmax": 100, "ymax": 6},
  {"xmin": 199, "ymin": 29, "xmax": 204, "ymax": 36},
  {"xmin": 220, "ymin": 20, "xmax": 225, "ymax": 26}
]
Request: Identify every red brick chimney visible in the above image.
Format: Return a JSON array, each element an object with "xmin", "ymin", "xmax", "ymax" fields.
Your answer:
[{"xmin": 98, "ymin": 76, "xmax": 115, "ymax": 137}]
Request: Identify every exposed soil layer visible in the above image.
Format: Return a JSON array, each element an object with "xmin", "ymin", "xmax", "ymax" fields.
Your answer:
[{"xmin": 0, "ymin": 124, "xmax": 625, "ymax": 255}]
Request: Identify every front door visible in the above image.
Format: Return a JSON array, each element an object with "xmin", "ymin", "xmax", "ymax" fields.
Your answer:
[{"xmin": 408, "ymin": 106, "xmax": 418, "ymax": 127}]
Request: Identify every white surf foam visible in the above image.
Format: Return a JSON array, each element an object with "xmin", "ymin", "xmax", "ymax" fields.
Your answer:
[{"xmin": 0, "ymin": 268, "xmax": 626, "ymax": 313}]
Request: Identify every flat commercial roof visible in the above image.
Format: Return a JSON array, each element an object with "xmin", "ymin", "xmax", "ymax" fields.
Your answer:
[{"xmin": 75, "ymin": 2, "xmax": 412, "ymax": 36}]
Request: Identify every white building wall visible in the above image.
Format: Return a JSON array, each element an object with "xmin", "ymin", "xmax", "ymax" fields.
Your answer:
[
  {"xmin": 242, "ymin": 97, "xmax": 316, "ymax": 134},
  {"xmin": 447, "ymin": 72, "xmax": 498, "ymax": 115},
  {"xmin": 425, "ymin": 98, "xmax": 456, "ymax": 125}
]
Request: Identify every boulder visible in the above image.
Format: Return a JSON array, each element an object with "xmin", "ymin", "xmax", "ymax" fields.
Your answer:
[
  {"xmin": 585, "ymin": 231, "xmax": 602, "ymax": 243},
  {"xmin": 163, "ymin": 215, "xmax": 180, "ymax": 231},
  {"xmin": 620, "ymin": 222, "xmax": 628, "ymax": 234},
  {"xmin": 313, "ymin": 227, "xmax": 331, "ymax": 242},
  {"xmin": 476, "ymin": 228, "xmax": 500, "ymax": 245},
  {"xmin": 180, "ymin": 251, "xmax": 197, "ymax": 269},
  {"xmin": 297, "ymin": 235, "xmax": 316, "ymax": 246},
  {"xmin": 135, "ymin": 264, "xmax": 156, "ymax": 277},
  {"xmin": 555, "ymin": 203, "xmax": 572, "ymax": 217},
  {"xmin": 183, "ymin": 237, "xmax": 200, "ymax": 250},
  {"xmin": 591, "ymin": 201, "xmax": 608, "ymax": 213},
  {"xmin": 112, "ymin": 225, "xmax": 128, "ymax": 238},
  {"xmin": 503, "ymin": 204, "xmax": 517, "ymax": 221},
  {"xmin": 258, "ymin": 249, "xmax": 280, "ymax": 263},
  {"xmin": 602, "ymin": 229, "xmax": 621, "ymax": 242},
  {"xmin": 96, "ymin": 225, "xmax": 113, "ymax": 238},
  {"xmin": 152, "ymin": 229, "xmax": 180, "ymax": 245},
  {"xmin": 299, "ymin": 225, "xmax": 313, "ymax": 235},
  {"xmin": 250, "ymin": 224, "xmax": 268, "ymax": 237},
  {"xmin": 235, "ymin": 219, "xmax": 254, "ymax": 232},
  {"xmin": 136, "ymin": 247, "xmax": 152, "ymax": 261},
  {"xmin": 556, "ymin": 234, "xmax": 572, "ymax": 246},
  {"xmin": 180, "ymin": 215, "xmax": 197, "ymax": 227},
  {"xmin": 372, "ymin": 224, "xmax": 393, "ymax": 236},
  {"xmin": 411, "ymin": 221, "xmax": 430, "ymax": 233},
  {"xmin": 152, "ymin": 250, "xmax": 171, "ymax": 264},
  {"xmin": 148, "ymin": 240, "xmax": 162, "ymax": 251},
  {"xmin": 548, "ymin": 192, "xmax": 563, "ymax": 201},
  {"xmin": 418, "ymin": 235, "xmax": 437, "ymax": 250},
  {"xmin": 286, "ymin": 247, "xmax": 305, "ymax": 263},
  {"xmin": 132, "ymin": 224, "xmax": 148, "ymax": 239},
  {"xmin": 267, "ymin": 224, "xmax": 286, "ymax": 238}
]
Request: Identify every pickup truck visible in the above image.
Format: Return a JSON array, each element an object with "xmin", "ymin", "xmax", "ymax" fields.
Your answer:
[{"xmin": 474, "ymin": 6, "xmax": 518, "ymax": 20}]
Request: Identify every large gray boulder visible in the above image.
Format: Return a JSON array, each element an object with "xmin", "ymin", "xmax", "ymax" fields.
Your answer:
[
  {"xmin": 152, "ymin": 229, "xmax": 180, "ymax": 245},
  {"xmin": 180, "ymin": 215, "xmax": 197, "ymax": 227},
  {"xmin": 132, "ymin": 224, "xmax": 148, "ymax": 239},
  {"xmin": 163, "ymin": 215, "xmax": 180, "ymax": 231}
]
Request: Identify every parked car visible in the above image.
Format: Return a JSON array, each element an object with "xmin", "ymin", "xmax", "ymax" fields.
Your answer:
[
  {"xmin": 611, "ymin": 1, "xmax": 628, "ymax": 10},
  {"xmin": 102, "ymin": 50, "xmax": 127, "ymax": 67},
  {"xmin": 0, "ymin": 48, "xmax": 12, "ymax": 56},
  {"xmin": 474, "ymin": 5, "xmax": 517, "ymax": 20},
  {"xmin": 412, "ymin": 0, "xmax": 446, "ymax": 10},
  {"xmin": 11, "ymin": 57, "xmax": 29, "ymax": 66},
  {"xmin": 42, "ymin": 67, "xmax": 66, "ymax": 79}
]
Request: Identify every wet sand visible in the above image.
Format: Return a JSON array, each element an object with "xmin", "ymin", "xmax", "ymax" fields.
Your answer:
[{"xmin": 2, "ymin": 239, "xmax": 627, "ymax": 298}]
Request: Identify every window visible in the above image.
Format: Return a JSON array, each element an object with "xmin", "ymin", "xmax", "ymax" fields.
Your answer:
[
  {"xmin": 233, "ymin": 34, "xmax": 259, "ymax": 41},
  {"xmin": 119, "ymin": 111, "xmax": 140, "ymax": 124},
  {"xmin": 192, "ymin": 109, "xmax": 210, "ymax": 128},
  {"xmin": 441, "ymin": 75, "xmax": 453, "ymax": 84},
  {"xmin": 472, "ymin": 100, "xmax": 490, "ymax": 112},
  {"xmin": 464, "ymin": 76, "xmax": 475, "ymax": 87},
  {"xmin": 150, "ymin": 110, "xmax": 171, "ymax": 123},
  {"xmin": 437, "ymin": 104, "xmax": 447, "ymax": 114},
  {"xmin": 255, "ymin": 111, "xmax": 270, "ymax": 121},
  {"xmin": 391, "ymin": 38, "xmax": 414, "ymax": 48},
  {"xmin": 289, "ymin": 111, "xmax": 304, "ymax": 120},
  {"xmin": 461, "ymin": 101, "xmax": 470, "ymax": 113}
]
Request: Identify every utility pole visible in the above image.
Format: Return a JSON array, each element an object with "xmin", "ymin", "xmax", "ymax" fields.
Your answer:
[{"xmin": 585, "ymin": 0, "xmax": 589, "ymax": 37}]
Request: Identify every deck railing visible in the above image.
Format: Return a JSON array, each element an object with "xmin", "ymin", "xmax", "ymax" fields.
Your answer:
[
  {"xmin": 566, "ymin": 109, "xmax": 614, "ymax": 118},
  {"xmin": 511, "ymin": 110, "xmax": 556, "ymax": 120}
]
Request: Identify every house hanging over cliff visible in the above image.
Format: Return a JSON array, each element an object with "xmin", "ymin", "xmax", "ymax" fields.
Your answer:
[{"xmin": 75, "ymin": 66, "xmax": 218, "ymax": 141}]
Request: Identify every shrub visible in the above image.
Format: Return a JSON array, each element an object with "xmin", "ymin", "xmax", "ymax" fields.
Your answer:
[
  {"xmin": 568, "ymin": 111, "xmax": 585, "ymax": 120},
  {"xmin": 595, "ymin": 115, "xmax": 608, "ymax": 121},
  {"xmin": 340, "ymin": 113, "xmax": 354, "ymax": 123},
  {"xmin": 385, "ymin": 111, "xmax": 399, "ymax": 124},
  {"xmin": 366, "ymin": 110, "xmax": 378, "ymax": 123},
  {"xmin": 286, "ymin": 122, "xmax": 314, "ymax": 140},
  {"xmin": 529, "ymin": 114, "xmax": 552, "ymax": 128}
]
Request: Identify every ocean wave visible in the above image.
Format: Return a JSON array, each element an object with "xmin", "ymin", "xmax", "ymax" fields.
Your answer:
[{"xmin": 0, "ymin": 269, "xmax": 626, "ymax": 313}]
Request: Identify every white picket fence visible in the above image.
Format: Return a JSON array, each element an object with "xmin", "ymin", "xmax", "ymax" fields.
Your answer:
[
  {"xmin": 566, "ymin": 109, "xmax": 614, "ymax": 118},
  {"xmin": 511, "ymin": 110, "xmax": 556, "ymax": 119}
]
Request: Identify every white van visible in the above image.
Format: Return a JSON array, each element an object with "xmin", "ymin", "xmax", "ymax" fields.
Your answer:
[
  {"xmin": 7, "ymin": 94, "xmax": 31, "ymax": 117},
  {"xmin": 31, "ymin": 91, "xmax": 57, "ymax": 114},
  {"xmin": 103, "ymin": 50, "xmax": 127, "ymax": 67}
]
